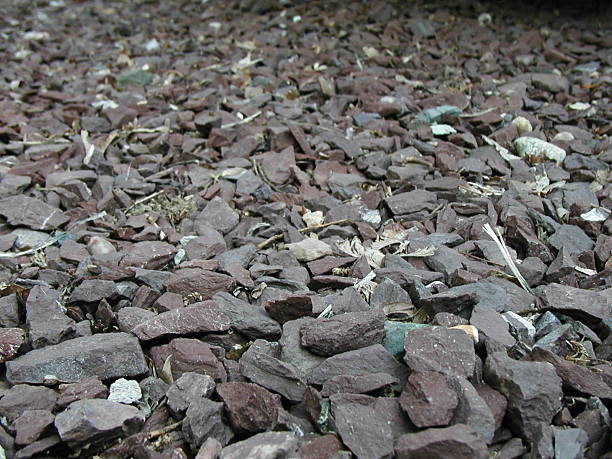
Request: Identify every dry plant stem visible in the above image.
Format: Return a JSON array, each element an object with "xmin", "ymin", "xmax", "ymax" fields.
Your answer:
[
  {"xmin": 221, "ymin": 110, "xmax": 261, "ymax": 129},
  {"xmin": 147, "ymin": 420, "xmax": 183, "ymax": 440},
  {"xmin": 126, "ymin": 190, "xmax": 166, "ymax": 212},
  {"xmin": 256, "ymin": 218, "xmax": 349, "ymax": 250},
  {"xmin": 483, "ymin": 223, "xmax": 533, "ymax": 294}
]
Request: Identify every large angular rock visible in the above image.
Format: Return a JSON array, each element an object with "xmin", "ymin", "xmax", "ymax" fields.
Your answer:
[
  {"xmin": 330, "ymin": 393, "xmax": 394, "ymax": 459},
  {"xmin": 25, "ymin": 285, "xmax": 76, "ymax": 349},
  {"xmin": 264, "ymin": 293, "xmax": 316, "ymax": 325},
  {"xmin": 403, "ymin": 327, "xmax": 475, "ymax": 379},
  {"xmin": 239, "ymin": 340, "xmax": 307, "ymax": 402},
  {"xmin": 57, "ymin": 376, "xmax": 108, "ymax": 408},
  {"xmin": 395, "ymin": 424, "xmax": 488, "ymax": 459},
  {"xmin": 132, "ymin": 301, "xmax": 230, "ymax": 340},
  {"xmin": 213, "ymin": 292, "xmax": 281, "ymax": 340},
  {"xmin": 447, "ymin": 375, "xmax": 495, "ymax": 444},
  {"xmin": 219, "ymin": 432, "xmax": 298, "ymax": 459},
  {"xmin": 279, "ymin": 318, "xmax": 326, "ymax": 374},
  {"xmin": 469, "ymin": 304, "xmax": 516, "ymax": 349},
  {"xmin": 12, "ymin": 409, "xmax": 55, "ymax": 445},
  {"xmin": 300, "ymin": 309, "xmax": 386, "ymax": 356},
  {"xmin": 538, "ymin": 283, "xmax": 611, "ymax": 323},
  {"xmin": 165, "ymin": 269, "xmax": 235, "ymax": 300},
  {"xmin": 216, "ymin": 382, "xmax": 281, "ymax": 434},
  {"xmin": 308, "ymin": 344, "xmax": 408, "ymax": 386},
  {"xmin": 54, "ymin": 399, "xmax": 144, "ymax": 448},
  {"xmin": 68, "ymin": 280, "xmax": 117, "ymax": 304},
  {"xmin": 0, "ymin": 195, "xmax": 69, "ymax": 230},
  {"xmin": 182, "ymin": 398, "xmax": 233, "ymax": 450},
  {"xmin": 184, "ymin": 231, "xmax": 227, "ymax": 261},
  {"xmin": 6, "ymin": 332, "xmax": 148, "ymax": 384},
  {"xmin": 484, "ymin": 352, "xmax": 562, "ymax": 440},
  {"xmin": 399, "ymin": 371, "xmax": 458, "ymax": 428},
  {"xmin": 0, "ymin": 385, "xmax": 58, "ymax": 422}
]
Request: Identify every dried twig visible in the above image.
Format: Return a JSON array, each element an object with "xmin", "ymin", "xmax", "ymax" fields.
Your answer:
[
  {"xmin": 256, "ymin": 218, "xmax": 349, "ymax": 250},
  {"xmin": 147, "ymin": 420, "xmax": 183, "ymax": 440},
  {"xmin": 222, "ymin": 111, "xmax": 261, "ymax": 129}
]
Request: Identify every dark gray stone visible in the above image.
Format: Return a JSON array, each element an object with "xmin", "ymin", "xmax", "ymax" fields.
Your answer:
[
  {"xmin": 0, "ymin": 195, "xmax": 69, "ymax": 230},
  {"xmin": 330, "ymin": 393, "xmax": 394, "ymax": 459},
  {"xmin": 26, "ymin": 285, "xmax": 76, "ymax": 349},
  {"xmin": 213, "ymin": 292, "xmax": 281, "ymax": 340},
  {"xmin": 167, "ymin": 372, "xmax": 216, "ymax": 416},
  {"xmin": 484, "ymin": 352, "xmax": 562, "ymax": 441},
  {"xmin": 308, "ymin": 344, "xmax": 408, "ymax": 386},
  {"xmin": 183, "ymin": 398, "xmax": 233, "ymax": 450},
  {"xmin": 54, "ymin": 399, "xmax": 144, "ymax": 448},
  {"xmin": 6, "ymin": 332, "xmax": 149, "ymax": 384}
]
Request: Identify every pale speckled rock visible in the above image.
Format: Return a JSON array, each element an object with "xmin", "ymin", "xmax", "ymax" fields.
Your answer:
[
  {"xmin": 514, "ymin": 137, "xmax": 566, "ymax": 164},
  {"xmin": 286, "ymin": 238, "xmax": 333, "ymax": 262},
  {"xmin": 107, "ymin": 378, "xmax": 142, "ymax": 404}
]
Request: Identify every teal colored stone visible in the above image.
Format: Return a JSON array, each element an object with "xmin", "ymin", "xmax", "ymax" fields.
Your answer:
[
  {"xmin": 383, "ymin": 321, "xmax": 429, "ymax": 357},
  {"xmin": 116, "ymin": 69, "xmax": 155, "ymax": 88},
  {"xmin": 416, "ymin": 105, "xmax": 461, "ymax": 123}
]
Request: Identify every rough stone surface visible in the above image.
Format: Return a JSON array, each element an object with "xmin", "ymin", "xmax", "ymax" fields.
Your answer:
[
  {"xmin": 0, "ymin": 327, "xmax": 25, "ymax": 363},
  {"xmin": 0, "ymin": 385, "xmax": 58, "ymax": 422},
  {"xmin": 308, "ymin": 344, "xmax": 409, "ymax": 386},
  {"xmin": 132, "ymin": 301, "xmax": 231, "ymax": 340},
  {"xmin": 25, "ymin": 285, "xmax": 76, "ymax": 349},
  {"xmin": 538, "ymin": 283, "xmax": 611, "ymax": 323},
  {"xmin": 107, "ymin": 378, "xmax": 142, "ymax": 405},
  {"xmin": 484, "ymin": 352, "xmax": 563, "ymax": 440},
  {"xmin": 330, "ymin": 393, "xmax": 394, "ymax": 459},
  {"xmin": 216, "ymin": 382, "xmax": 281, "ymax": 434},
  {"xmin": 300, "ymin": 309, "xmax": 386, "ymax": 356},
  {"xmin": 6, "ymin": 332, "xmax": 149, "ymax": 384},
  {"xmin": 399, "ymin": 371, "xmax": 458, "ymax": 428},
  {"xmin": 219, "ymin": 432, "xmax": 298, "ymax": 459},
  {"xmin": 0, "ymin": 196, "xmax": 69, "ymax": 230},
  {"xmin": 213, "ymin": 292, "xmax": 281, "ymax": 340},
  {"xmin": 403, "ymin": 327, "xmax": 475, "ymax": 379},
  {"xmin": 395, "ymin": 424, "xmax": 488, "ymax": 459},
  {"xmin": 12, "ymin": 410, "xmax": 55, "ymax": 446},
  {"xmin": 54, "ymin": 399, "xmax": 144, "ymax": 448},
  {"xmin": 167, "ymin": 372, "xmax": 216, "ymax": 416},
  {"xmin": 286, "ymin": 238, "xmax": 333, "ymax": 262},
  {"xmin": 182, "ymin": 398, "xmax": 233, "ymax": 450}
]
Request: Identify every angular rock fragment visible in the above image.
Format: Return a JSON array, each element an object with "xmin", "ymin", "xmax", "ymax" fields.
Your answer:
[
  {"xmin": 286, "ymin": 238, "xmax": 333, "ymax": 262},
  {"xmin": 0, "ymin": 385, "xmax": 58, "ymax": 422},
  {"xmin": 484, "ymin": 352, "xmax": 562, "ymax": 440},
  {"xmin": 6, "ymin": 332, "xmax": 148, "ymax": 384},
  {"xmin": 167, "ymin": 372, "xmax": 216, "ymax": 416},
  {"xmin": 26, "ymin": 285, "xmax": 76, "ymax": 349},
  {"xmin": 0, "ymin": 327, "xmax": 25, "ymax": 362},
  {"xmin": 399, "ymin": 371, "xmax": 458, "ymax": 428},
  {"xmin": 54, "ymin": 399, "xmax": 144, "ymax": 448},
  {"xmin": 308, "ymin": 344, "xmax": 408, "ymax": 386},
  {"xmin": 330, "ymin": 393, "xmax": 394, "ymax": 459},
  {"xmin": 446, "ymin": 375, "xmax": 496, "ymax": 444},
  {"xmin": 216, "ymin": 382, "xmax": 281, "ymax": 434},
  {"xmin": 165, "ymin": 269, "xmax": 235, "ymax": 300},
  {"xmin": 219, "ymin": 431, "xmax": 298, "ymax": 459},
  {"xmin": 12, "ymin": 409, "xmax": 55, "ymax": 445},
  {"xmin": 403, "ymin": 327, "xmax": 475, "ymax": 379},
  {"xmin": 57, "ymin": 376, "xmax": 108, "ymax": 408},
  {"xmin": 538, "ymin": 283, "xmax": 611, "ymax": 323},
  {"xmin": 213, "ymin": 292, "xmax": 281, "ymax": 340},
  {"xmin": 0, "ymin": 196, "xmax": 69, "ymax": 230},
  {"xmin": 239, "ymin": 340, "xmax": 307, "ymax": 402},
  {"xmin": 120, "ymin": 241, "xmax": 177, "ymax": 269},
  {"xmin": 182, "ymin": 399, "xmax": 233, "ymax": 449},
  {"xmin": 321, "ymin": 372, "xmax": 398, "ymax": 397},
  {"xmin": 132, "ymin": 301, "xmax": 230, "ymax": 340},
  {"xmin": 395, "ymin": 424, "xmax": 488, "ymax": 459},
  {"xmin": 300, "ymin": 309, "xmax": 386, "ymax": 356}
]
